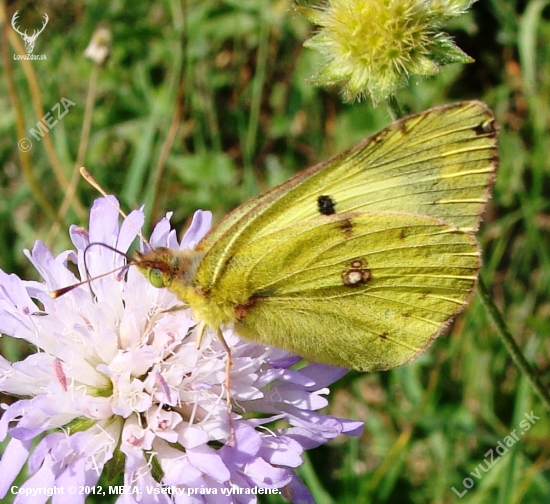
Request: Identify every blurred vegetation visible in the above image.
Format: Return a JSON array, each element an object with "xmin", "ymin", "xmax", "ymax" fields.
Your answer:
[{"xmin": 0, "ymin": 0, "xmax": 549, "ymax": 503}]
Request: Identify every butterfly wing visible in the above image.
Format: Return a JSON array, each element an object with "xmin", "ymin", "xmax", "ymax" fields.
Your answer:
[
  {"xmin": 196, "ymin": 101, "xmax": 496, "ymax": 289},
  {"xmin": 203, "ymin": 212, "xmax": 480, "ymax": 371}
]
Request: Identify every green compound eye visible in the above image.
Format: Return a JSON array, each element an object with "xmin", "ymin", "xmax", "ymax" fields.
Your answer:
[{"xmin": 148, "ymin": 268, "xmax": 164, "ymax": 288}]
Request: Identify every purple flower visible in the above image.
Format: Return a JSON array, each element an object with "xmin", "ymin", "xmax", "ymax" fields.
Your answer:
[{"xmin": 0, "ymin": 197, "xmax": 363, "ymax": 503}]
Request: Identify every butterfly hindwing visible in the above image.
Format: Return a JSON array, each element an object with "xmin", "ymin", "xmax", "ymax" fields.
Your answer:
[{"xmin": 205, "ymin": 212, "xmax": 480, "ymax": 370}]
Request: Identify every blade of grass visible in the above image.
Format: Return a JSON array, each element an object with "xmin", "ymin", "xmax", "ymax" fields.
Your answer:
[
  {"xmin": 478, "ymin": 278, "xmax": 550, "ymax": 412},
  {"xmin": 1, "ymin": 2, "xmax": 85, "ymax": 219},
  {"xmin": 0, "ymin": 7, "xmax": 58, "ymax": 225}
]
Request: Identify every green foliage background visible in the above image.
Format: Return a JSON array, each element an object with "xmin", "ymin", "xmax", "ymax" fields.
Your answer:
[{"xmin": 0, "ymin": 0, "xmax": 549, "ymax": 503}]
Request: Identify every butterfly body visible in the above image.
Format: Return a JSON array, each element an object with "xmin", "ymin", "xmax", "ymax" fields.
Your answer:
[{"xmin": 135, "ymin": 101, "xmax": 497, "ymax": 372}]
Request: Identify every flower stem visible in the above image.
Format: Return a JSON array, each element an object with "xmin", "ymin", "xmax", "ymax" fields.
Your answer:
[
  {"xmin": 477, "ymin": 278, "xmax": 550, "ymax": 411},
  {"xmin": 47, "ymin": 62, "xmax": 100, "ymax": 247},
  {"xmin": 385, "ymin": 96, "xmax": 404, "ymax": 120}
]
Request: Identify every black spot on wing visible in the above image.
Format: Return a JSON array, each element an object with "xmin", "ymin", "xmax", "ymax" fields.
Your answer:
[
  {"xmin": 318, "ymin": 195, "xmax": 336, "ymax": 216},
  {"xmin": 473, "ymin": 118, "xmax": 496, "ymax": 136}
]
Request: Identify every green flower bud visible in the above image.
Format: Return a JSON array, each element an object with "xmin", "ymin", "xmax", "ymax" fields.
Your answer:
[{"xmin": 297, "ymin": 0, "xmax": 475, "ymax": 103}]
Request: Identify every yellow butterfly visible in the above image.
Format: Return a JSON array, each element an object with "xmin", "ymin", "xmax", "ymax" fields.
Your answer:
[{"xmin": 132, "ymin": 101, "xmax": 497, "ymax": 372}]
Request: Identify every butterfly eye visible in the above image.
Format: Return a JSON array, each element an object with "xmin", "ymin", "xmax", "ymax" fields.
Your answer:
[{"xmin": 148, "ymin": 268, "xmax": 165, "ymax": 288}]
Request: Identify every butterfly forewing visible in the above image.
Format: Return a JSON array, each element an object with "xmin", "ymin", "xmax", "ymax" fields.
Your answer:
[{"xmin": 196, "ymin": 101, "xmax": 497, "ymax": 289}]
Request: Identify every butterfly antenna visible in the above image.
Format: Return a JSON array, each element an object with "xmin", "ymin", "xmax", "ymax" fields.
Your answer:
[
  {"xmin": 49, "ymin": 262, "xmax": 129, "ymax": 298},
  {"xmin": 83, "ymin": 242, "xmax": 134, "ymax": 278},
  {"xmin": 79, "ymin": 167, "xmax": 152, "ymax": 250},
  {"xmin": 50, "ymin": 236, "xmax": 136, "ymax": 299}
]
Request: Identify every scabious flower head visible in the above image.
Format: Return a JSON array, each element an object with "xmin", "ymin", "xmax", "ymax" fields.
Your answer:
[
  {"xmin": 297, "ymin": 0, "xmax": 475, "ymax": 103},
  {"xmin": 0, "ymin": 197, "xmax": 363, "ymax": 503}
]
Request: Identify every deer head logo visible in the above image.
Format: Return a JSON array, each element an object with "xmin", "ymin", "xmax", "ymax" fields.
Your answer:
[{"xmin": 11, "ymin": 10, "xmax": 49, "ymax": 55}]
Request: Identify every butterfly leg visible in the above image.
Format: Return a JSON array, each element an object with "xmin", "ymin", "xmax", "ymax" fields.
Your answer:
[
  {"xmin": 194, "ymin": 320, "xmax": 206, "ymax": 349},
  {"xmin": 194, "ymin": 324, "xmax": 235, "ymax": 445},
  {"xmin": 216, "ymin": 328, "xmax": 234, "ymax": 446}
]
